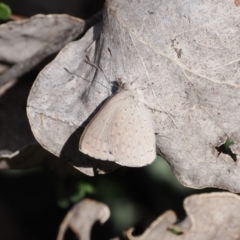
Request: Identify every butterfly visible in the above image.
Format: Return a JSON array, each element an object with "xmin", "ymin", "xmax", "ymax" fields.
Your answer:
[{"xmin": 79, "ymin": 80, "xmax": 156, "ymax": 167}]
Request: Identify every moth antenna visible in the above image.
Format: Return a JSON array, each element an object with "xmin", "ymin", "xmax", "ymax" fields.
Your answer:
[
  {"xmin": 85, "ymin": 55, "xmax": 112, "ymax": 87},
  {"xmin": 85, "ymin": 55, "xmax": 120, "ymax": 91},
  {"xmin": 63, "ymin": 67, "xmax": 109, "ymax": 90}
]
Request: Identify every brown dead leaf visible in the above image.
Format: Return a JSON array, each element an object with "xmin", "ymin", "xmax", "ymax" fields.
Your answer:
[
  {"xmin": 126, "ymin": 192, "xmax": 240, "ymax": 240},
  {"xmin": 57, "ymin": 198, "xmax": 110, "ymax": 240}
]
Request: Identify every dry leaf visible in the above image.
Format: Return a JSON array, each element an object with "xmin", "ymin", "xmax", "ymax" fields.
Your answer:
[
  {"xmin": 57, "ymin": 198, "xmax": 110, "ymax": 240},
  {"xmin": 27, "ymin": 0, "xmax": 240, "ymax": 191},
  {"xmin": 126, "ymin": 192, "xmax": 240, "ymax": 240},
  {"xmin": 56, "ymin": 193, "xmax": 240, "ymax": 240},
  {"xmin": 0, "ymin": 13, "xmax": 101, "ymax": 87}
]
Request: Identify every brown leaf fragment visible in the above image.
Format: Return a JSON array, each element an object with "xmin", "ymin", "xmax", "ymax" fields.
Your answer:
[
  {"xmin": 126, "ymin": 211, "xmax": 177, "ymax": 240},
  {"xmin": 234, "ymin": 0, "xmax": 240, "ymax": 6},
  {"xmin": 57, "ymin": 198, "xmax": 110, "ymax": 240},
  {"xmin": 126, "ymin": 192, "xmax": 240, "ymax": 240}
]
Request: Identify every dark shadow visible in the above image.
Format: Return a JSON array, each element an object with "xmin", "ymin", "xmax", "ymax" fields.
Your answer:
[
  {"xmin": 0, "ymin": 71, "xmax": 37, "ymax": 151},
  {"xmin": 215, "ymin": 138, "xmax": 237, "ymax": 162},
  {"xmin": 60, "ymin": 97, "xmax": 120, "ymax": 175}
]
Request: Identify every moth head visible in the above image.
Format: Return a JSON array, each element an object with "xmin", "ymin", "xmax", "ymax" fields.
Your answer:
[{"xmin": 117, "ymin": 78, "xmax": 137, "ymax": 91}]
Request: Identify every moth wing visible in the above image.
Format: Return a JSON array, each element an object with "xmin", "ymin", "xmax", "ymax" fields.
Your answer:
[
  {"xmin": 79, "ymin": 91, "xmax": 130, "ymax": 161},
  {"xmin": 110, "ymin": 94, "xmax": 156, "ymax": 167}
]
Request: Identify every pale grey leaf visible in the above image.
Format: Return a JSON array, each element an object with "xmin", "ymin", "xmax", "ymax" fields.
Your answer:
[{"xmin": 27, "ymin": 0, "xmax": 240, "ymax": 189}]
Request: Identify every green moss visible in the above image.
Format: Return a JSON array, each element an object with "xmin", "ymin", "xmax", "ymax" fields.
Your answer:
[{"xmin": 0, "ymin": 3, "xmax": 11, "ymax": 21}]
